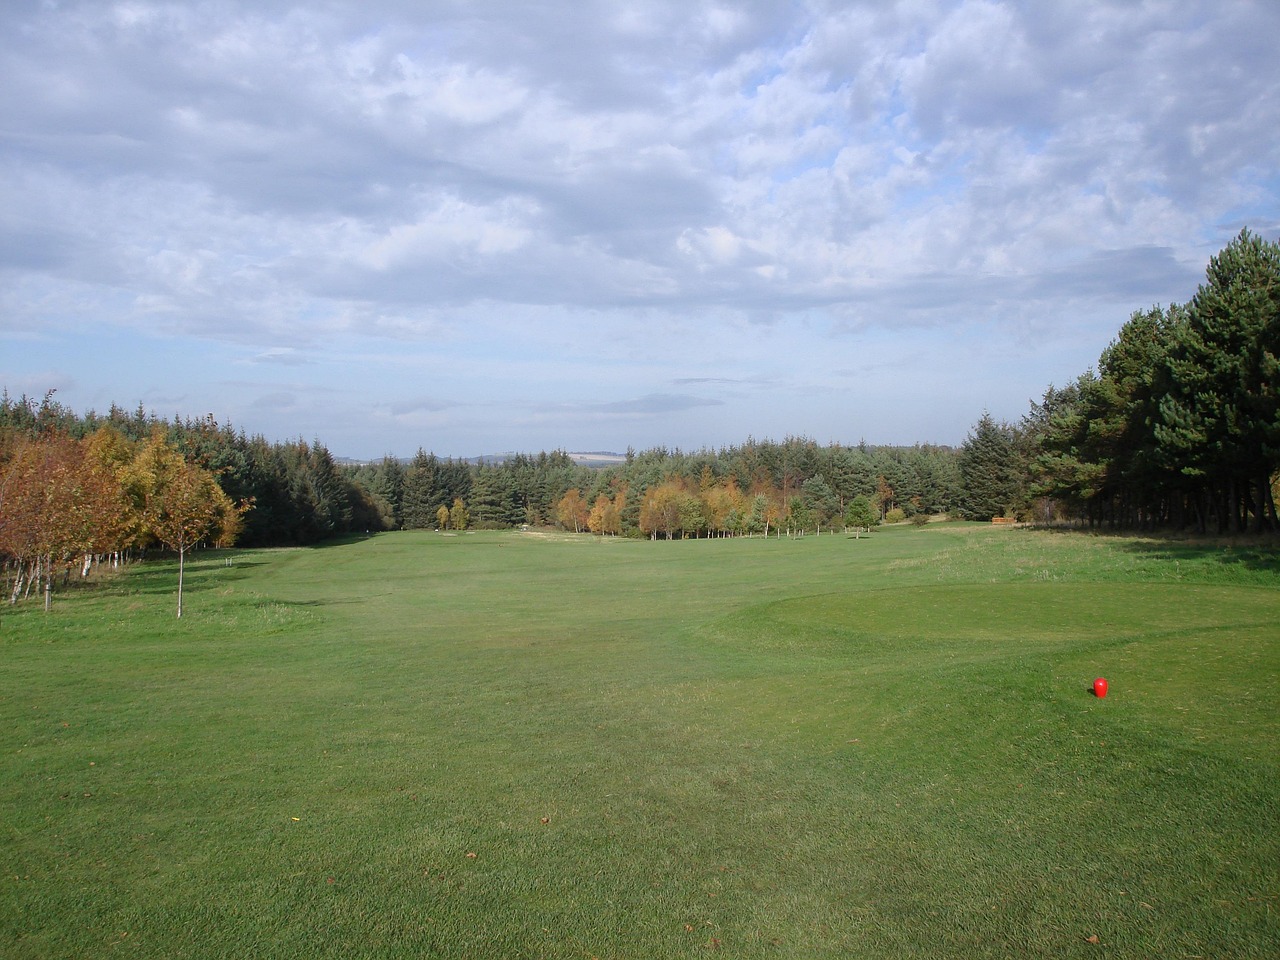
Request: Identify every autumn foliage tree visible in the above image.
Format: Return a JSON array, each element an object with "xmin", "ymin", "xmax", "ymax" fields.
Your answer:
[
  {"xmin": 638, "ymin": 481, "xmax": 677, "ymax": 539},
  {"xmin": 587, "ymin": 494, "xmax": 619, "ymax": 535},
  {"xmin": 701, "ymin": 478, "xmax": 744, "ymax": 537},
  {"xmin": 125, "ymin": 433, "xmax": 247, "ymax": 618},
  {"xmin": 1, "ymin": 436, "xmax": 78, "ymax": 607},
  {"xmin": 556, "ymin": 488, "xmax": 589, "ymax": 533},
  {"xmin": 448, "ymin": 497, "xmax": 469, "ymax": 531},
  {"xmin": 5, "ymin": 391, "xmax": 976, "ymax": 547},
  {"xmin": 0, "ymin": 432, "xmax": 135, "ymax": 608},
  {"xmin": 639, "ymin": 479, "xmax": 703, "ymax": 539}
]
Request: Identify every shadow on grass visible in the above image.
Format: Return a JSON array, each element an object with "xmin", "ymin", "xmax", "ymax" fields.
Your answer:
[
  {"xmin": 21, "ymin": 538, "xmax": 377, "ymax": 611},
  {"xmin": 298, "ymin": 532, "xmax": 380, "ymax": 550},
  {"xmin": 117, "ymin": 562, "xmax": 372, "ymax": 607},
  {"xmin": 101, "ymin": 552, "xmax": 263, "ymax": 598},
  {"xmin": 254, "ymin": 595, "xmax": 376, "ymax": 607},
  {"xmin": 1115, "ymin": 536, "xmax": 1280, "ymax": 575}
]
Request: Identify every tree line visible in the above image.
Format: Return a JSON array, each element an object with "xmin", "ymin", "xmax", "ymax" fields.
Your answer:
[
  {"xmin": 4, "ymin": 228, "xmax": 1273, "ymax": 607},
  {"xmin": 0, "ymin": 405, "xmax": 246, "ymax": 613},
  {"xmin": 1, "ymin": 394, "xmax": 382, "ymax": 548},
  {"xmin": 0, "ymin": 394, "xmax": 388, "ymax": 611},
  {"xmin": 2, "ymin": 392, "xmax": 963, "ymax": 612},
  {"xmin": 955, "ymin": 229, "xmax": 1280, "ymax": 533},
  {"xmin": 345, "ymin": 439, "xmax": 963, "ymax": 539}
]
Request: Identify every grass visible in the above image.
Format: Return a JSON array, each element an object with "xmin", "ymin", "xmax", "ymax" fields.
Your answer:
[{"xmin": 1, "ymin": 524, "xmax": 1277, "ymax": 958}]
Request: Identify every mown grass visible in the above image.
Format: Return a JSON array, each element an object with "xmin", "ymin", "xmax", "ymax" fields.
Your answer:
[{"xmin": 1, "ymin": 525, "xmax": 1277, "ymax": 958}]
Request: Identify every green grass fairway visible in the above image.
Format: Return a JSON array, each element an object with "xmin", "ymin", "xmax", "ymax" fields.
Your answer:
[{"xmin": 3, "ymin": 526, "xmax": 1278, "ymax": 958}]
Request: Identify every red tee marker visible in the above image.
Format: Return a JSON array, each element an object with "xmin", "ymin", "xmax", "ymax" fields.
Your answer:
[{"xmin": 1093, "ymin": 677, "xmax": 1108, "ymax": 698}]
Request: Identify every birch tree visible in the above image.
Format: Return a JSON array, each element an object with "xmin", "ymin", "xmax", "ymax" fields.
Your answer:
[{"xmin": 128, "ymin": 434, "xmax": 245, "ymax": 618}]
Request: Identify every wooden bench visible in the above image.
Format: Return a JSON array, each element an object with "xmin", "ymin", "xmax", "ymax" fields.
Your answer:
[{"xmin": 990, "ymin": 517, "xmax": 1015, "ymax": 525}]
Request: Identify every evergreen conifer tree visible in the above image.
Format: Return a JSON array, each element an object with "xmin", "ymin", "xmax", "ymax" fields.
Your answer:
[{"xmin": 959, "ymin": 413, "xmax": 1020, "ymax": 520}]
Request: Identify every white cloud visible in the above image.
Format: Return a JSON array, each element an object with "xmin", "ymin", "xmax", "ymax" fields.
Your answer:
[
  {"xmin": 358, "ymin": 194, "xmax": 537, "ymax": 271},
  {"xmin": 1, "ymin": 0, "xmax": 1277, "ymax": 456}
]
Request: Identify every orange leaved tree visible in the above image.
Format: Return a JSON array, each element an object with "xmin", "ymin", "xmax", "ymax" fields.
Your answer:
[
  {"xmin": 556, "ymin": 488, "xmax": 589, "ymax": 533},
  {"xmin": 0, "ymin": 432, "xmax": 134, "ymax": 609}
]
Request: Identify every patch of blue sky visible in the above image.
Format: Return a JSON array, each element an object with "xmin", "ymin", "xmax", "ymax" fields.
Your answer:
[
  {"xmin": 1216, "ymin": 172, "xmax": 1280, "ymax": 233},
  {"xmin": 875, "ymin": 81, "xmax": 912, "ymax": 128},
  {"xmin": 1018, "ymin": 126, "xmax": 1053, "ymax": 154},
  {"xmin": 769, "ymin": 148, "xmax": 840, "ymax": 184},
  {"xmin": 736, "ymin": 56, "xmax": 786, "ymax": 98},
  {"xmin": 3, "ymin": 327, "xmax": 226, "ymax": 412},
  {"xmin": 889, "ymin": 175, "xmax": 963, "ymax": 216}
]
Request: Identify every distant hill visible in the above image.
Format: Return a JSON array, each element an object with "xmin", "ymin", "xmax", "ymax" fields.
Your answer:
[
  {"xmin": 336, "ymin": 452, "xmax": 627, "ymax": 468},
  {"xmin": 565, "ymin": 451, "xmax": 627, "ymax": 467},
  {"xmin": 469, "ymin": 451, "xmax": 627, "ymax": 468}
]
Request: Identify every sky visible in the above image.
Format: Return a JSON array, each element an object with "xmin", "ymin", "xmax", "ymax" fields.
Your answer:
[{"xmin": 3, "ymin": 1, "xmax": 1278, "ymax": 460}]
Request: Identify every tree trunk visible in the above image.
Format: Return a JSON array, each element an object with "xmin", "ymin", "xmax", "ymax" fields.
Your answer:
[
  {"xmin": 1264, "ymin": 473, "xmax": 1279, "ymax": 531},
  {"xmin": 177, "ymin": 545, "xmax": 185, "ymax": 619}
]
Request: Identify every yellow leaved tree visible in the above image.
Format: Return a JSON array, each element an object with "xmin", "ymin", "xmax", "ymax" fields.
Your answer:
[{"xmin": 126, "ymin": 433, "xmax": 248, "ymax": 618}]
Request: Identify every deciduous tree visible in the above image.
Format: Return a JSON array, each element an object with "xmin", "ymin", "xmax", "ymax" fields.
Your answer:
[
  {"xmin": 639, "ymin": 481, "xmax": 685, "ymax": 539},
  {"xmin": 0, "ymin": 432, "xmax": 136, "ymax": 608},
  {"xmin": 448, "ymin": 497, "xmax": 469, "ymax": 531},
  {"xmin": 556, "ymin": 488, "xmax": 589, "ymax": 533},
  {"xmin": 127, "ymin": 434, "xmax": 246, "ymax": 618},
  {"xmin": 587, "ymin": 494, "xmax": 622, "ymax": 536}
]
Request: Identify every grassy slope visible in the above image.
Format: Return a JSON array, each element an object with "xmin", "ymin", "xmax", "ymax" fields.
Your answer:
[{"xmin": 1, "ymin": 526, "xmax": 1277, "ymax": 958}]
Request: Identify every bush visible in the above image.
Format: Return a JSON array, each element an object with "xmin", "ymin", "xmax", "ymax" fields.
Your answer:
[{"xmin": 885, "ymin": 507, "xmax": 906, "ymax": 524}]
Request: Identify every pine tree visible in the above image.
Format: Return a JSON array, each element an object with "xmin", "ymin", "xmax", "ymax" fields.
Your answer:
[
  {"xmin": 468, "ymin": 465, "xmax": 518, "ymax": 527},
  {"xmin": 362, "ymin": 456, "xmax": 405, "ymax": 529},
  {"xmin": 401, "ymin": 450, "xmax": 441, "ymax": 529},
  {"xmin": 801, "ymin": 474, "xmax": 839, "ymax": 530},
  {"xmin": 959, "ymin": 413, "xmax": 1020, "ymax": 520},
  {"xmin": 1157, "ymin": 229, "xmax": 1280, "ymax": 531}
]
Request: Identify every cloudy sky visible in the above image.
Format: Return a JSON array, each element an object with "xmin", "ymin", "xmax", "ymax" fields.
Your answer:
[{"xmin": 3, "ymin": 1, "xmax": 1277, "ymax": 459}]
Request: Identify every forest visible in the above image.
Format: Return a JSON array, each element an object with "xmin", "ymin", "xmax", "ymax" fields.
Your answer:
[
  {"xmin": 1023, "ymin": 229, "xmax": 1280, "ymax": 533},
  {"xmin": 2, "ymin": 229, "xmax": 1277, "ymax": 603}
]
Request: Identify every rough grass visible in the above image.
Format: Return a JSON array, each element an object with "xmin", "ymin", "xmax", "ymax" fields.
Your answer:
[{"xmin": 1, "ymin": 525, "xmax": 1277, "ymax": 958}]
